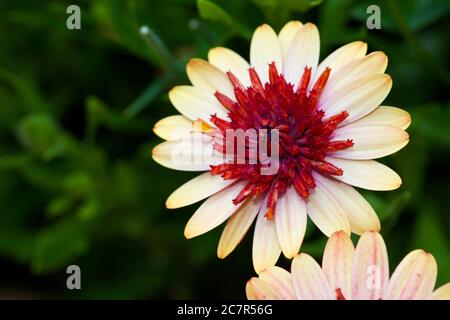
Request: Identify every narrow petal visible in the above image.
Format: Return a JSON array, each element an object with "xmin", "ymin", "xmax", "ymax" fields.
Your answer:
[
  {"xmin": 315, "ymin": 174, "xmax": 380, "ymax": 235},
  {"xmin": 252, "ymin": 196, "xmax": 281, "ymax": 274},
  {"xmin": 152, "ymin": 136, "xmax": 215, "ymax": 171},
  {"xmin": 284, "ymin": 23, "xmax": 320, "ymax": 86},
  {"xmin": 186, "ymin": 58, "xmax": 234, "ymax": 97},
  {"xmin": 217, "ymin": 195, "xmax": 263, "ymax": 258},
  {"xmin": 385, "ymin": 250, "xmax": 437, "ymax": 300},
  {"xmin": 313, "ymin": 41, "xmax": 367, "ymax": 84},
  {"xmin": 166, "ymin": 172, "xmax": 235, "ymax": 209},
  {"xmin": 153, "ymin": 115, "xmax": 193, "ymax": 141},
  {"xmin": 184, "ymin": 181, "xmax": 247, "ymax": 239},
  {"xmin": 348, "ymin": 106, "xmax": 411, "ymax": 130},
  {"xmin": 169, "ymin": 86, "xmax": 228, "ymax": 125},
  {"xmin": 278, "ymin": 20, "xmax": 303, "ymax": 62},
  {"xmin": 250, "ymin": 24, "xmax": 283, "ymax": 84},
  {"xmin": 430, "ymin": 283, "xmax": 450, "ymax": 300},
  {"xmin": 322, "ymin": 231, "xmax": 355, "ymax": 300},
  {"xmin": 275, "ymin": 186, "xmax": 307, "ymax": 258},
  {"xmin": 352, "ymin": 232, "xmax": 389, "ymax": 300},
  {"xmin": 326, "ymin": 157, "xmax": 402, "ymax": 191},
  {"xmin": 305, "ymin": 177, "xmax": 351, "ymax": 237},
  {"xmin": 320, "ymin": 74, "xmax": 392, "ymax": 125},
  {"xmin": 246, "ymin": 277, "xmax": 278, "ymax": 300},
  {"xmin": 208, "ymin": 47, "xmax": 251, "ymax": 87},
  {"xmin": 291, "ymin": 253, "xmax": 335, "ymax": 300},
  {"xmin": 331, "ymin": 125, "xmax": 409, "ymax": 160},
  {"xmin": 259, "ymin": 266, "xmax": 296, "ymax": 299},
  {"xmin": 324, "ymin": 51, "xmax": 388, "ymax": 95}
]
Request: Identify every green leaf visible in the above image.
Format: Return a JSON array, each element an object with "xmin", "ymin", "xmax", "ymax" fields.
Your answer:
[
  {"xmin": 31, "ymin": 216, "xmax": 90, "ymax": 274},
  {"xmin": 412, "ymin": 203, "xmax": 450, "ymax": 286},
  {"xmin": 411, "ymin": 103, "xmax": 450, "ymax": 148},
  {"xmin": 197, "ymin": 0, "xmax": 251, "ymax": 39}
]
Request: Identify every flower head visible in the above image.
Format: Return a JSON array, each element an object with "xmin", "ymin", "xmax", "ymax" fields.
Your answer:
[
  {"xmin": 246, "ymin": 231, "xmax": 450, "ymax": 300},
  {"xmin": 152, "ymin": 21, "xmax": 410, "ymax": 273}
]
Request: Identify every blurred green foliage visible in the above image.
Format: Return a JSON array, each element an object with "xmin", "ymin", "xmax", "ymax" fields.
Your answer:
[{"xmin": 0, "ymin": 0, "xmax": 449, "ymax": 299}]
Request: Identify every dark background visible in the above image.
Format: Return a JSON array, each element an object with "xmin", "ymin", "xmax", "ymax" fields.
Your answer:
[{"xmin": 0, "ymin": 0, "xmax": 449, "ymax": 299}]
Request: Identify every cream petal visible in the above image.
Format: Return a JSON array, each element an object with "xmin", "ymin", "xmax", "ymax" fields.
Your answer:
[
  {"xmin": 184, "ymin": 181, "xmax": 247, "ymax": 239},
  {"xmin": 278, "ymin": 20, "xmax": 303, "ymax": 63},
  {"xmin": 252, "ymin": 196, "xmax": 281, "ymax": 274},
  {"xmin": 352, "ymin": 232, "xmax": 389, "ymax": 300},
  {"xmin": 291, "ymin": 253, "xmax": 335, "ymax": 300},
  {"xmin": 246, "ymin": 277, "xmax": 278, "ymax": 300},
  {"xmin": 315, "ymin": 174, "xmax": 380, "ymax": 235},
  {"xmin": 348, "ymin": 106, "xmax": 411, "ymax": 130},
  {"xmin": 275, "ymin": 186, "xmax": 307, "ymax": 258},
  {"xmin": 331, "ymin": 124, "xmax": 409, "ymax": 160},
  {"xmin": 152, "ymin": 136, "xmax": 216, "ymax": 171},
  {"xmin": 169, "ymin": 85, "xmax": 228, "ymax": 125},
  {"xmin": 320, "ymin": 74, "xmax": 392, "ymax": 125},
  {"xmin": 259, "ymin": 266, "xmax": 296, "ymax": 299},
  {"xmin": 305, "ymin": 176, "xmax": 351, "ymax": 237},
  {"xmin": 284, "ymin": 23, "xmax": 320, "ymax": 87},
  {"xmin": 326, "ymin": 157, "xmax": 402, "ymax": 191},
  {"xmin": 217, "ymin": 195, "xmax": 263, "ymax": 258},
  {"xmin": 186, "ymin": 58, "xmax": 234, "ymax": 97},
  {"xmin": 166, "ymin": 172, "xmax": 235, "ymax": 209},
  {"xmin": 313, "ymin": 41, "xmax": 367, "ymax": 85},
  {"xmin": 208, "ymin": 47, "xmax": 251, "ymax": 87},
  {"xmin": 430, "ymin": 283, "xmax": 450, "ymax": 300},
  {"xmin": 322, "ymin": 231, "xmax": 355, "ymax": 300},
  {"xmin": 324, "ymin": 51, "xmax": 388, "ymax": 95},
  {"xmin": 153, "ymin": 115, "xmax": 193, "ymax": 141},
  {"xmin": 385, "ymin": 250, "xmax": 437, "ymax": 300},
  {"xmin": 250, "ymin": 24, "xmax": 283, "ymax": 84}
]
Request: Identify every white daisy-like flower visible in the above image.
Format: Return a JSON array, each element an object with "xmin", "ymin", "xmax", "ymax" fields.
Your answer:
[
  {"xmin": 246, "ymin": 231, "xmax": 450, "ymax": 300},
  {"xmin": 152, "ymin": 21, "xmax": 410, "ymax": 273}
]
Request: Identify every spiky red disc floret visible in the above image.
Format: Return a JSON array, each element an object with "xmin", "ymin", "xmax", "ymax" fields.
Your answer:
[{"xmin": 210, "ymin": 63, "xmax": 353, "ymax": 219}]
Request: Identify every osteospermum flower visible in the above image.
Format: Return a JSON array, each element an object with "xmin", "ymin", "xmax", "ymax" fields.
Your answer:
[
  {"xmin": 246, "ymin": 231, "xmax": 450, "ymax": 300},
  {"xmin": 152, "ymin": 21, "xmax": 411, "ymax": 273}
]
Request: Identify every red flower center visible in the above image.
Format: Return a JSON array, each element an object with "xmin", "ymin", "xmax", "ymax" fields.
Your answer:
[{"xmin": 209, "ymin": 63, "xmax": 353, "ymax": 219}]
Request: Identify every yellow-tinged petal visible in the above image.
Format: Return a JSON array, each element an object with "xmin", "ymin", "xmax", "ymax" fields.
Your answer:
[
  {"xmin": 352, "ymin": 232, "xmax": 389, "ymax": 300},
  {"xmin": 208, "ymin": 47, "xmax": 251, "ymax": 87},
  {"xmin": 184, "ymin": 181, "xmax": 247, "ymax": 239},
  {"xmin": 322, "ymin": 231, "xmax": 355, "ymax": 300},
  {"xmin": 274, "ymin": 186, "xmax": 307, "ymax": 258},
  {"xmin": 278, "ymin": 20, "xmax": 303, "ymax": 62},
  {"xmin": 166, "ymin": 172, "xmax": 235, "ymax": 209},
  {"xmin": 252, "ymin": 196, "xmax": 281, "ymax": 274},
  {"xmin": 349, "ymin": 106, "xmax": 411, "ymax": 130},
  {"xmin": 186, "ymin": 58, "xmax": 234, "ymax": 97},
  {"xmin": 291, "ymin": 253, "xmax": 335, "ymax": 300},
  {"xmin": 284, "ymin": 23, "xmax": 320, "ymax": 87},
  {"xmin": 153, "ymin": 115, "xmax": 193, "ymax": 141},
  {"xmin": 314, "ymin": 173, "xmax": 380, "ymax": 235},
  {"xmin": 169, "ymin": 85, "xmax": 228, "ymax": 125},
  {"xmin": 250, "ymin": 24, "xmax": 283, "ymax": 84},
  {"xmin": 217, "ymin": 195, "xmax": 263, "ymax": 259},
  {"xmin": 321, "ymin": 74, "xmax": 392, "ymax": 125},
  {"xmin": 305, "ymin": 178, "xmax": 351, "ymax": 237},
  {"xmin": 313, "ymin": 41, "xmax": 367, "ymax": 85},
  {"xmin": 259, "ymin": 266, "xmax": 296, "ymax": 300},
  {"xmin": 151, "ymin": 137, "xmax": 214, "ymax": 171},
  {"xmin": 430, "ymin": 283, "xmax": 450, "ymax": 300},
  {"xmin": 326, "ymin": 157, "xmax": 402, "ymax": 191},
  {"xmin": 324, "ymin": 51, "xmax": 388, "ymax": 95},
  {"xmin": 331, "ymin": 124, "xmax": 409, "ymax": 160},
  {"xmin": 385, "ymin": 250, "xmax": 437, "ymax": 300},
  {"xmin": 246, "ymin": 277, "xmax": 278, "ymax": 300}
]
